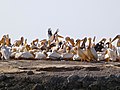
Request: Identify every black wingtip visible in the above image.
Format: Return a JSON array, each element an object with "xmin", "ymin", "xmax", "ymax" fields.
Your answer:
[{"xmin": 48, "ymin": 28, "xmax": 52, "ymax": 38}]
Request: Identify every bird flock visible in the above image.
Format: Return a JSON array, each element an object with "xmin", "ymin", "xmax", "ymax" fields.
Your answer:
[{"xmin": 0, "ymin": 28, "xmax": 120, "ymax": 62}]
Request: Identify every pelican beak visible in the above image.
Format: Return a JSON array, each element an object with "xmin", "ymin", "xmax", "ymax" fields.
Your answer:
[
  {"xmin": 57, "ymin": 35, "xmax": 64, "ymax": 38},
  {"xmin": 93, "ymin": 36, "xmax": 96, "ymax": 42},
  {"xmin": 112, "ymin": 35, "xmax": 119, "ymax": 42},
  {"xmin": 84, "ymin": 37, "xmax": 87, "ymax": 42},
  {"xmin": 99, "ymin": 38, "xmax": 106, "ymax": 43},
  {"xmin": 40, "ymin": 39, "xmax": 47, "ymax": 42},
  {"xmin": 49, "ymin": 35, "xmax": 55, "ymax": 42}
]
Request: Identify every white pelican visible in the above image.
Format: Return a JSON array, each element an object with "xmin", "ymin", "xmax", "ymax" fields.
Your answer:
[
  {"xmin": 35, "ymin": 50, "xmax": 47, "ymax": 60},
  {"xmin": 112, "ymin": 35, "xmax": 120, "ymax": 56},
  {"xmin": 61, "ymin": 46, "xmax": 74, "ymax": 60},
  {"xmin": 104, "ymin": 38, "xmax": 117, "ymax": 62},
  {"xmin": 81, "ymin": 37, "xmax": 87, "ymax": 49},
  {"xmin": 48, "ymin": 29, "xmax": 63, "ymax": 42},
  {"xmin": 65, "ymin": 37, "xmax": 75, "ymax": 47},
  {"xmin": 0, "ymin": 36, "xmax": 5, "ymax": 46},
  {"xmin": 13, "ymin": 37, "xmax": 24, "ymax": 47},
  {"xmin": 57, "ymin": 41, "xmax": 66, "ymax": 54},
  {"xmin": 49, "ymin": 29, "xmax": 59, "ymax": 42},
  {"xmin": 92, "ymin": 36, "xmax": 96, "ymax": 48},
  {"xmin": 48, "ymin": 28, "xmax": 53, "ymax": 39},
  {"xmin": 94, "ymin": 38, "xmax": 106, "ymax": 52},
  {"xmin": 86, "ymin": 38, "xmax": 98, "ymax": 61},
  {"xmin": 5, "ymin": 34, "xmax": 11, "ymax": 47},
  {"xmin": 74, "ymin": 39, "xmax": 89, "ymax": 61},
  {"xmin": 104, "ymin": 48, "xmax": 117, "ymax": 62},
  {"xmin": 0, "ymin": 45, "xmax": 11, "ymax": 60},
  {"xmin": 31, "ymin": 39, "xmax": 39, "ymax": 46},
  {"xmin": 15, "ymin": 51, "xmax": 34, "ymax": 59},
  {"xmin": 49, "ymin": 32, "xmax": 64, "ymax": 53},
  {"xmin": 11, "ymin": 43, "xmax": 32, "ymax": 59},
  {"xmin": 30, "ymin": 39, "xmax": 39, "ymax": 50},
  {"xmin": 38, "ymin": 39, "xmax": 47, "ymax": 47},
  {"xmin": 47, "ymin": 50, "xmax": 61, "ymax": 60}
]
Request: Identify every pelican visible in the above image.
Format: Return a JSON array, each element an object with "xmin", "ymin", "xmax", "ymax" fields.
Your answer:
[
  {"xmin": 103, "ymin": 38, "xmax": 117, "ymax": 62},
  {"xmin": 0, "ymin": 36, "xmax": 6, "ymax": 46},
  {"xmin": 11, "ymin": 40, "xmax": 32, "ymax": 59},
  {"xmin": 38, "ymin": 39, "xmax": 47, "ymax": 46},
  {"xmin": 49, "ymin": 31, "xmax": 64, "ymax": 53},
  {"xmin": 94, "ymin": 38, "xmax": 106, "ymax": 52},
  {"xmin": 15, "ymin": 51, "xmax": 34, "ymax": 59},
  {"xmin": 35, "ymin": 50, "xmax": 47, "ymax": 60},
  {"xmin": 32, "ymin": 39, "xmax": 39, "ymax": 46},
  {"xmin": 112, "ymin": 35, "xmax": 120, "ymax": 56},
  {"xmin": 0, "ymin": 45, "xmax": 11, "ymax": 60},
  {"xmin": 5, "ymin": 34, "xmax": 11, "ymax": 47},
  {"xmin": 81, "ymin": 37, "xmax": 87, "ymax": 49},
  {"xmin": 70, "ymin": 38, "xmax": 75, "ymax": 47},
  {"xmin": 47, "ymin": 50, "xmax": 61, "ymax": 60},
  {"xmin": 61, "ymin": 46, "xmax": 74, "ymax": 60},
  {"xmin": 48, "ymin": 28, "xmax": 53, "ymax": 39},
  {"xmin": 86, "ymin": 38, "xmax": 98, "ymax": 61},
  {"xmin": 47, "ymin": 28, "xmax": 58, "ymax": 51},
  {"xmin": 65, "ymin": 37, "xmax": 75, "ymax": 47},
  {"xmin": 13, "ymin": 37, "xmax": 24, "ymax": 47},
  {"xmin": 74, "ymin": 39, "xmax": 89, "ymax": 61},
  {"xmin": 57, "ymin": 41, "xmax": 66, "ymax": 54},
  {"xmin": 92, "ymin": 36, "xmax": 96, "ymax": 48},
  {"xmin": 49, "ymin": 29, "xmax": 59, "ymax": 42}
]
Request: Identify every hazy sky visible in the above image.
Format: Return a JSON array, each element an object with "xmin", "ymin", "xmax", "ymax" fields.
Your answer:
[{"xmin": 0, "ymin": 0, "xmax": 120, "ymax": 43}]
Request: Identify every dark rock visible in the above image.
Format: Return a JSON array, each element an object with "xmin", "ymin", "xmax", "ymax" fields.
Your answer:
[
  {"xmin": 0, "ymin": 82, "xmax": 6, "ymax": 88},
  {"xmin": 84, "ymin": 67, "xmax": 101, "ymax": 71},
  {"xmin": 81, "ymin": 75, "xmax": 97, "ymax": 88},
  {"xmin": 0, "ymin": 73, "xmax": 120, "ymax": 90},
  {"xmin": 89, "ymin": 81, "xmax": 103, "ymax": 90},
  {"xmin": 109, "ymin": 74, "xmax": 117, "ymax": 78},
  {"xmin": 27, "ymin": 71, "xmax": 34, "ymax": 75},
  {"xmin": 67, "ymin": 75, "xmax": 79, "ymax": 83},
  {"xmin": 0, "ymin": 75, "xmax": 7, "ymax": 81},
  {"xmin": 5, "ymin": 75, "xmax": 14, "ymax": 79},
  {"xmin": 32, "ymin": 84, "xmax": 44, "ymax": 90},
  {"xmin": 89, "ymin": 84, "xmax": 100, "ymax": 90},
  {"xmin": 115, "ymin": 86, "xmax": 120, "ymax": 90},
  {"xmin": 23, "ymin": 76, "xmax": 32, "ymax": 83},
  {"xmin": 66, "ymin": 75, "xmax": 82, "ymax": 89}
]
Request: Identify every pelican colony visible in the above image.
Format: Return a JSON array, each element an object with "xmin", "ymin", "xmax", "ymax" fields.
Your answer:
[{"xmin": 0, "ymin": 28, "xmax": 120, "ymax": 62}]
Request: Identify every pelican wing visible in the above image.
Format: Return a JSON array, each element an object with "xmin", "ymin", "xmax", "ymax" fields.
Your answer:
[{"xmin": 48, "ymin": 28, "xmax": 52, "ymax": 38}]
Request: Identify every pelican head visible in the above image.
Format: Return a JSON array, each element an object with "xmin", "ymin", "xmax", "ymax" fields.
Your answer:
[
  {"xmin": 71, "ymin": 38, "xmax": 74, "ymax": 42},
  {"xmin": 21, "ymin": 37, "xmax": 24, "ymax": 43},
  {"xmin": 88, "ymin": 37, "xmax": 92, "ymax": 41},
  {"xmin": 81, "ymin": 37, "xmax": 87, "ymax": 49},
  {"xmin": 99, "ymin": 38, "xmax": 106, "ymax": 43},
  {"xmin": 76, "ymin": 39, "xmax": 81, "ymax": 43},
  {"xmin": 65, "ymin": 37, "xmax": 70, "ymax": 41},
  {"xmin": 109, "ymin": 38, "xmax": 112, "ymax": 43},
  {"xmin": 88, "ymin": 37, "xmax": 92, "ymax": 48}
]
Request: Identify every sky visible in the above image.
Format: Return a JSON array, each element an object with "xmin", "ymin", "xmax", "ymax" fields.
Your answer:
[{"xmin": 0, "ymin": 0, "xmax": 120, "ymax": 43}]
